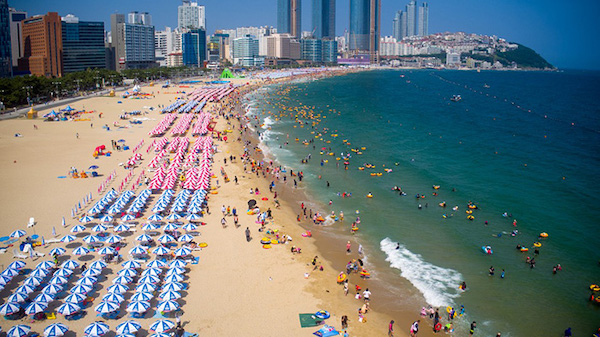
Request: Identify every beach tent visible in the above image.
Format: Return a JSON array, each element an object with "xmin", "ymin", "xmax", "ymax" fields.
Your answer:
[
  {"xmin": 220, "ymin": 68, "xmax": 234, "ymax": 79},
  {"xmin": 63, "ymin": 105, "xmax": 75, "ymax": 112},
  {"xmin": 27, "ymin": 108, "xmax": 37, "ymax": 119}
]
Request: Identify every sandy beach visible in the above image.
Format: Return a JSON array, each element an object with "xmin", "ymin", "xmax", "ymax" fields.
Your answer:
[{"xmin": 0, "ymin": 71, "xmax": 418, "ymax": 337}]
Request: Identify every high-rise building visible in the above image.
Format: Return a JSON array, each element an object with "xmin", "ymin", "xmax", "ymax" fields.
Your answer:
[
  {"xmin": 128, "ymin": 11, "xmax": 151, "ymax": 25},
  {"xmin": 18, "ymin": 12, "xmax": 63, "ymax": 77},
  {"xmin": 406, "ymin": 0, "xmax": 416, "ymax": 37},
  {"xmin": 392, "ymin": 11, "xmax": 401, "ymax": 41},
  {"xmin": 349, "ymin": 0, "xmax": 380, "ymax": 62},
  {"xmin": 312, "ymin": 0, "xmax": 335, "ymax": 39},
  {"xmin": 0, "ymin": 0, "xmax": 12, "ymax": 77},
  {"xmin": 232, "ymin": 35, "xmax": 259, "ymax": 66},
  {"xmin": 111, "ymin": 12, "xmax": 155, "ymax": 71},
  {"xmin": 267, "ymin": 34, "xmax": 300, "ymax": 60},
  {"xmin": 61, "ymin": 15, "xmax": 106, "ymax": 73},
  {"xmin": 417, "ymin": 2, "xmax": 428, "ymax": 36},
  {"xmin": 321, "ymin": 39, "xmax": 337, "ymax": 63},
  {"xmin": 400, "ymin": 11, "xmax": 407, "ymax": 39},
  {"xmin": 277, "ymin": 0, "xmax": 301, "ymax": 38},
  {"xmin": 182, "ymin": 28, "xmax": 206, "ymax": 67},
  {"xmin": 178, "ymin": 1, "xmax": 205, "ymax": 30},
  {"xmin": 9, "ymin": 7, "xmax": 27, "ymax": 70},
  {"xmin": 301, "ymin": 38, "xmax": 322, "ymax": 62},
  {"xmin": 155, "ymin": 27, "xmax": 182, "ymax": 67}
]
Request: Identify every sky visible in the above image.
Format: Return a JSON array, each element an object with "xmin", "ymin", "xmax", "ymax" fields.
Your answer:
[{"xmin": 10, "ymin": 0, "xmax": 600, "ymax": 70}]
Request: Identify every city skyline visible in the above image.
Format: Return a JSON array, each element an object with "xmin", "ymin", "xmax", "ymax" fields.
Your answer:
[{"xmin": 6, "ymin": 0, "xmax": 600, "ymax": 70}]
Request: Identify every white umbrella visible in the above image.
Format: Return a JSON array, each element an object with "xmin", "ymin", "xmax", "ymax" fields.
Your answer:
[
  {"xmin": 141, "ymin": 268, "xmax": 162, "ymax": 277},
  {"xmin": 164, "ymin": 274, "xmax": 184, "ymax": 283},
  {"xmin": 163, "ymin": 223, "xmax": 180, "ymax": 231},
  {"xmin": 34, "ymin": 293, "xmax": 55, "ymax": 303},
  {"xmin": 30, "ymin": 268, "xmax": 50, "ymax": 278},
  {"xmin": 89, "ymin": 260, "xmax": 107, "ymax": 269},
  {"xmin": 128, "ymin": 245, "xmax": 148, "ymax": 255},
  {"xmin": 157, "ymin": 234, "xmax": 175, "ymax": 244},
  {"xmin": 148, "ymin": 214, "xmax": 163, "ymax": 222},
  {"xmin": 61, "ymin": 260, "xmax": 79, "ymax": 269},
  {"xmin": 165, "ymin": 213, "xmax": 181, "ymax": 221},
  {"xmin": 98, "ymin": 246, "xmax": 116, "ymax": 255},
  {"xmin": 112, "ymin": 275, "xmax": 133, "ymax": 284},
  {"xmin": 41, "ymin": 284, "xmax": 63, "ymax": 295},
  {"xmin": 159, "ymin": 290, "xmax": 181, "ymax": 301},
  {"xmin": 76, "ymin": 276, "xmax": 97, "ymax": 286},
  {"xmin": 54, "ymin": 268, "xmax": 73, "ymax": 277},
  {"xmin": 107, "ymin": 284, "xmax": 129, "ymax": 294},
  {"xmin": 114, "ymin": 224, "xmax": 131, "ymax": 232},
  {"xmin": 70, "ymin": 284, "xmax": 92, "ymax": 294},
  {"xmin": 149, "ymin": 319, "xmax": 175, "ymax": 333},
  {"xmin": 7, "ymin": 325, "xmax": 31, "ymax": 337},
  {"xmin": 116, "ymin": 320, "xmax": 141, "ymax": 334},
  {"xmin": 15, "ymin": 284, "xmax": 36, "ymax": 294},
  {"xmin": 100, "ymin": 215, "xmax": 113, "ymax": 222},
  {"xmin": 105, "ymin": 235, "xmax": 122, "ymax": 244},
  {"xmin": 178, "ymin": 234, "xmax": 194, "ymax": 243},
  {"xmin": 181, "ymin": 223, "xmax": 197, "ymax": 231},
  {"xmin": 118, "ymin": 269, "xmax": 138, "ymax": 277},
  {"xmin": 169, "ymin": 260, "xmax": 188, "ymax": 268},
  {"xmin": 79, "ymin": 216, "xmax": 94, "ymax": 223},
  {"xmin": 162, "ymin": 282, "xmax": 185, "ymax": 292},
  {"xmin": 23, "ymin": 276, "xmax": 42, "ymax": 287},
  {"xmin": 37, "ymin": 260, "xmax": 56, "ymax": 270},
  {"xmin": 8, "ymin": 261, "xmax": 26, "ymax": 270},
  {"xmin": 83, "ymin": 235, "xmax": 99, "ymax": 244},
  {"xmin": 125, "ymin": 300, "xmax": 150, "ymax": 313},
  {"xmin": 185, "ymin": 213, "xmax": 201, "ymax": 221},
  {"xmin": 174, "ymin": 246, "xmax": 192, "ymax": 257},
  {"xmin": 44, "ymin": 323, "xmax": 69, "ymax": 337},
  {"xmin": 49, "ymin": 275, "xmax": 69, "ymax": 285},
  {"xmin": 136, "ymin": 234, "xmax": 153, "ymax": 242},
  {"xmin": 135, "ymin": 283, "xmax": 157, "ymax": 293},
  {"xmin": 82, "ymin": 267, "xmax": 102, "ymax": 277},
  {"xmin": 91, "ymin": 224, "xmax": 107, "ymax": 233},
  {"xmin": 84, "ymin": 321, "xmax": 110, "ymax": 336},
  {"xmin": 166, "ymin": 267, "xmax": 186, "ymax": 275},
  {"xmin": 121, "ymin": 214, "xmax": 136, "ymax": 221},
  {"xmin": 138, "ymin": 275, "xmax": 160, "ymax": 284},
  {"xmin": 56, "ymin": 302, "xmax": 81, "ymax": 315}
]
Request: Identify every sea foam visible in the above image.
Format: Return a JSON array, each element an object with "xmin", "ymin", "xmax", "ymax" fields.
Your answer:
[{"xmin": 380, "ymin": 237, "xmax": 463, "ymax": 307}]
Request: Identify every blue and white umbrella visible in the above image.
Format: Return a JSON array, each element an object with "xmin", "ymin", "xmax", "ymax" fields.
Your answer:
[
  {"xmin": 174, "ymin": 246, "xmax": 192, "ymax": 257},
  {"xmin": 135, "ymin": 234, "xmax": 153, "ymax": 242},
  {"xmin": 121, "ymin": 260, "xmax": 141, "ymax": 269},
  {"xmin": 130, "ymin": 292, "xmax": 153, "ymax": 302},
  {"xmin": 162, "ymin": 282, "xmax": 185, "ymax": 292},
  {"xmin": 112, "ymin": 276, "xmax": 132, "ymax": 285},
  {"xmin": 89, "ymin": 260, "xmax": 107, "ymax": 269},
  {"xmin": 84, "ymin": 321, "xmax": 110, "ymax": 336},
  {"xmin": 63, "ymin": 293, "xmax": 85, "ymax": 304},
  {"xmin": 8, "ymin": 261, "xmax": 26, "ymax": 270},
  {"xmin": 118, "ymin": 269, "xmax": 138, "ymax": 277},
  {"xmin": 98, "ymin": 246, "xmax": 116, "ymax": 255},
  {"xmin": 107, "ymin": 284, "xmax": 129, "ymax": 294},
  {"xmin": 70, "ymin": 224, "xmax": 86, "ymax": 233},
  {"xmin": 49, "ymin": 275, "xmax": 69, "ymax": 285},
  {"xmin": 185, "ymin": 213, "xmax": 201, "ymax": 221},
  {"xmin": 94, "ymin": 300, "xmax": 119, "ymax": 313},
  {"xmin": 41, "ymin": 284, "xmax": 63, "ymax": 295},
  {"xmin": 36, "ymin": 260, "xmax": 56, "ymax": 270},
  {"xmin": 72, "ymin": 246, "xmax": 89, "ymax": 255},
  {"xmin": 75, "ymin": 276, "xmax": 97, "ymax": 286},
  {"xmin": 148, "ymin": 214, "xmax": 163, "ymax": 222},
  {"xmin": 91, "ymin": 224, "xmax": 107, "ymax": 233},
  {"xmin": 61, "ymin": 260, "xmax": 79, "ymax": 269},
  {"xmin": 165, "ymin": 213, "xmax": 181, "ymax": 221},
  {"xmin": 157, "ymin": 234, "xmax": 175, "ymax": 244},
  {"xmin": 163, "ymin": 223, "xmax": 180, "ymax": 231},
  {"xmin": 54, "ymin": 268, "xmax": 73, "ymax": 277},
  {"xmin": 60, "ymin": 235, "xmax": 76, "ymax": 243},
  {"xmin": 159, "ymin": 290, "xmax": 181, "ymax": 301},
  {"xmin": 116, "ymin": 320, "xmax": 141, "ymax": 334},
  {"xmin": 178, "ymin": 234, "xmax": 194, "ymax": 243},
  {"xmin": 152, "ymin": 246, "xmax": 171, "ymax": 255},
  {"xmin": 70, "ymin": 284, "xmax": 93, "ymax": 294},
  {"xmin": 49, "ymin": 247, "xmax": 66, "ymax": 256},
  {"xmin": 142, "ymin": 223, "xmax": 161, "ymax": 231},
  {"xmin": 105, "ymin": 235, "xmax": 122, "ymax": 244},
  {"xmin": 149, "ymin": 333, "xmax": 170, "ymax": 337},
  {"xmin": 1, "ymin": 268, "xmax": 19, "ymax": 277},
  {"xmin": 134, "ymin": 283, "xmax": 157, "ymax": 293},
  {"xmin": 100, "ymin": 215, "xmax": 113, "ymax": 223},
  {"xmin": 169, "ymin": 260, "xmax": 188, "ymax": 268},
  {"xmin": 114, "ymin": 224, "xmax": 130, "ymax": 232},
  {"xmin": 10, "ymin": 230, "xmax": 26, "ymax": 239},
  {"xmin": 121, "ymin": 214, "xmax": 136, "ymax": 221},
  {"xmin": 7, "ymin": 325, "xmax": 31, "ymax": 337},
  {"xmin": 83, "ymin": 235, "xmax": 99, "ymax": 244},
  {"xmin": 0, "ymin": 302, "xmax": 20, "ymax": 315},
  {"xmin": 102, "ymin": 292, "xmax": 125, "ymax": 303},
  {"xmin": 0, "ymin": 274, "xmax": 12, "ymax": 286},
  {"xmin": 146, "ymin": 260, "xmax": 167, "ymax": 268},
  {"xmin": 82, "ymin": 267, "xmax": 102, "ymax": 277},
  {"xmin": 79, "ymin": 216, "xmax": 94, "ymax": 223},
  {"xmin": 156, "ymin": 300, "xmax": 179, "ymax": 312},
  {"xmin": 25, "ymin": 301, "xmax": 48, "ymax": 315},
  {"xmin": 149, "ymin": 319, "xmax": 175, "ymax": 333},
  {"xmin": 15, "ymin": 284, "xmax": 36, "ymax": 294},
  {"xmin": 30, "ymin": 268, "xmax": 50, "ymax": 278},
  {"xmin": 125, "ymin": 300, "xmax": 150, "ymax": 313},
  {"xmin": 23, "ymin": 276, "xmax": 42, "ymax": 287},
  {"xmin": 128, "ymin": 245, "xmax": 148, "ymax": 255},
  {"xmin": 56, "ymin": 302, "xmax": 81, "ymax": 315},
  {"xmin": 141, "ymin": 268, "xmax": 162, "ymax": 277},
  {"xmin": 166, "ymin": 267, "xmax": 186, "ymax": 275},
  {"xmin": 138, "ymin": 275, "xmax": 160, "ymax": 284},
  {"xmin": 164, "ymin": 274, "xmax": 184, "ymax": 283},
  {"xmin": 181, "ymin": 223, "xmax": 198, "ymax": 231},
  {"xmin": 43, "ymin": 323, "xmax": 69, "ymax": 337},
  {"xmin": 34, "ymin": 292, "xmax": 55, "ymax": 303}
]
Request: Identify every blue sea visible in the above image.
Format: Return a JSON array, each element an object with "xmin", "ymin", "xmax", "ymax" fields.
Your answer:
[{"xmin": 246, "ymin": 69, "xmax": 600, "ymax": 336}]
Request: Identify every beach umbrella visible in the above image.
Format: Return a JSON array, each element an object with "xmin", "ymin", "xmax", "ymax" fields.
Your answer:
[
  {"xmin": 142, "ymin": 223, "xmax": 161, "ymax": 231},
  {"xmin": 10, "ymin": 230, "xmax": 26, "ymax": 239},
  {"xmin": 107, "ymin": 284, "xmax": 129, "ymax": 294},
  {"xmin": 163, "ymin": 223, "xmax": 180, "ymax": 231},
  {"xmin": 30, "ymin": 268, "xmax": 50, "ymax": 278},
  {"xmin": 121, "ymin": 260, "xmax": 141, "ymax": 269},
  {"xmin": 114, "ymin": 224, "xmax": 131, "ymax": 232},
  {"xmin": 166, "ymin": 267, "xmax": 186, "ymax": 276},
  {"xmin": 72, "ymin": 246, "xmax": 89, "ymax": 255},
  {"xmin": 70, "ymin": 225, "xmax": 86, "ymax": 233},
  {"xmin": 23, "ymin": 276, "xmax": 42, "ymax": 287},
  {"xmin": 148, "ymin": 214, "xmax": 163, "ymax": 222},
  {"xmin": 100, "ymin": 215, "xmax": 113, "ymax": 222},
  {"xmin": 83, "ymin": 235, "xmax": 99, "ymax": 244},
  {"xmin": 49, "ymin": 275, "xmax": 69, "ymax": 285},
  {"xmin": 159, "ymin": 290, "xmax": 181, "ymax": 301},
  {"xmin": 0, "ymin": 274, "xmax": 12, "ymax": 286},
  {"xmin": 138, "ymin": 275, "xmax": 160, "ymax": 284},
  {"xmin": 181, "ymin": 223, "xmax": 197, "ymax": 231},
  {"xmin": 76, "ymin": 276, "xmax": 97, "ymax": 286},
  {"xmin": 1, "ymin": 267, "xmax": 19, "ymax": 278},
  {"xmin": 157, "ymin": 234, "xmax": 175, "ymax": 244},
  {"xmin": 165, "ymin": 213, "xmax": 181, "ymax": 221},
  {"xmin": 8, "ymin": 261, "xmax": 26, "ymax": 270},
  {"xmin": 130, "ymin": 292, "xmax": 153, "ymax": 302},
  {"xmin": 41, "ymin": 284, "xmax": 63, "ymax": 295},
  {"xmin": 185, "ymin": 213, "xmax": 201, "ymax": 221},
  {"xmin": 56, "ymin": 302, "xmax": 81, "ymax": 315},
  {"xmin": 162, "ymin": 282, "xmax": 184, "ymax": 292},
  {"xmin": 84, "ymin": 321, "xmax": 110, "ymax": 337},
  {"xmin": 25, "ymin": 301, "xmax": 48, "ymax": 315},
  {"xmin": 149, "ymin": 319, "xmax": 175, "ymax": 333},
  {"xmin": 125, "ymin": 300, "xmax": 150, "ymax": 313},
  {"xmin": 61, "ymin": 260, "xmax": 79, "ymax": 269},
  {"xmin": 105, "ymin": 235, "xmax": 123, "ymax": 244},
  {"xmin": 102, "ymin": 292, "xmax": 125, "ymax": 303},
  {"xmin": 141, "ymin": 268, "xmax": 162, "ymax": 278},
  {"xmin": 98, "ymin": 246, "xmax": 116, "ymax": 255},
  {"xmin": 82, "ymin": 267, "xmax": 102, "ymax": 277},
  {"xmin": 36, "ymin": 260, "xmax": 56, "ymax": 270},
  {"xmin": 89, "ymin": 260, "xmax": 107, "ymax": 269},
  {"xmin": 112, "ymin": 276, "xmax": 133, "ymax": 284},
  {"xmin": 79, "ymin": 216, "xmax": 94, "ymax": 223},
  {"xmin": 92, "ymin": 224, "xmax": 108, "ymax": 233},
  {"xmin": 156, "ymin": 300, "xmax": 179, "ymax": 312},
  {"xmin": 152, "ymin": 246, "xmax": 171, "ymax": 255},
  {"xmin": 15, "ymin": 284, "xmax": 36, "ymax": 294},
  {"xmin": 168, "ymin": 260, "xmax": 188, "ymax": 268},
  {"xmin": 7, "ymin": 325, "xmax": 30, "ymax": 337},
  {"xmin": 34, "ymin": 293, "xmax": 55, "ymax": 303},
  {"xmin": 135, "ymin": 283, "xmax": 157, "ymax": 293},
  {"xmin": 63, "ymin": 293, "xmax": 85, "ymax": 304},
  {"xmin": 121, "ymin": 214, "xmax": 136, "ymax": 222},
  {"xmin": 0, "ymin": 302, "xmax": 20, "ymax": 315},
  {"xmin": 136, "ymin": 234, "xmax": 153, "ymax": 242},
  {"xmin": 178, "ymin": 234, "xmax": 194, "ymax": 243},
  {"xmin": 115, "ymin": 334, "xmax": 136, "ymax": 337},
  {"xmin": 49, "ymin": 247, "xmax": 66, "ymax": 256},
  {"xmin": 128, "ymin": 245, "xmax": 148, "ymax": 256},
  {"xmin": 60, "ymin": 235, "xmax": 76, "ymax": 243},
  {"xmin": 54, "ymin": 268, "xmax": 74, "ymax": 277},
  {"xmin": 164, "ymin": 274, "xmax": 184, "ymax": 283},
  {"xmin": 118, "ymin": 269, "xmax": 138, "ymax": 277},
  {"xmin": 70, "ymin": 284, "xmax": 93, "ymax": 294},
  {"xmin": 149, "ymin": 334, "xmax": 170, "ymax": 337},
  {"xmin": 44, "ymin": 323, "xmax": 68, "ymax": 337},
  {"xmin": 116, "ymin": 320, "xmax": 142, "ymax": 335},
  {"xmin": 147, "ymin": 260, "xmax": 167, "ymax": 268},
  {"xmin": 95, "ymin": 300, "xmax": 119, "ymax": 313},
  {"xmin": 174, "ymin": 246, "xmax": 191, "ymax": 257}
]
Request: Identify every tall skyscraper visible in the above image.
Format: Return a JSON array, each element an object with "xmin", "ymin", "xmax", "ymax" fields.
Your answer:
[
  {"xmin": 277, "ymin": 0, "xmax": 301, "ymax": 38},
  {"xmin": 349, "ymin": 0, "xmax": 379, "ymax": 61},
  {"xmin": 400, "ymin": 10, "xmax": 407, "ymax": 39},
  {"xmin": 0, "ymin": 0, "xmax": 11, "ymax": 77},
  {"xmin": 19, "ymin": 12, "xmax": 63, "ymax": 77},
  {"xmin": 178, "ymin": 1, "xmax": 205, "ymax": 30},
  {"xmin": 406, "ymin": 0, "xmax": 416, "ymax": 37},
  {"xmin": 112, "ymin": 12, "xmax": 155, "ymax": 71},
  {"xmin": 182, "ymin": 28, "xmax": 206, "ymax": 66},
  {"xmin": 312, "ymin": 0, "xmax": 335, "ymax": 39},
  {"xmin": 392, "ymin": 11, "xmax": 401, "ymax": 41},
  {"xmin": 9, "ymin": 7, "xmax": 27, "ymax": 70},
  {"xmin": 418, "ymin": 2, "xmax": 428, "ymax": 36},
  {"xmin": 232, "ymin": 35, "xmax": 259, "ymax": 66},
  {"xmin": 61, "ymin": 14, "xmax": 106, "ymax": 73}
]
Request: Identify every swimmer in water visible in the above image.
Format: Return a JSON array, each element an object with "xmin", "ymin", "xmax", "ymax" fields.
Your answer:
[{"xmin": 396, "ymin": 243, "xmax": 400, "ymax": 250}]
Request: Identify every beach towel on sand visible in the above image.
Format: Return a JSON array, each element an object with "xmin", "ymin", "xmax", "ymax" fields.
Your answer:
[{"xmin": 299, "ymin": 313, "xmax": 324, "ymax": 328}]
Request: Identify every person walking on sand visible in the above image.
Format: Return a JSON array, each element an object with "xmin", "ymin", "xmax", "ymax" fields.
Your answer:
[
  {"xmin": 221, "ymin": 217, "xmax": 227, "ymax": 228},
  {"xmin": 410, "ymin": 320, "xmax": 420, "ymax": 336},
  {"xmin": 388, "ymin": 320, "xmax": 395, "ymax": 337},
  {"xmin": 362, "ymin": 288, "xmax": 371, "ymax": 302},
  {"xmin": 245, "ymin": 227, "xmax": 251, "ymax": 242}
]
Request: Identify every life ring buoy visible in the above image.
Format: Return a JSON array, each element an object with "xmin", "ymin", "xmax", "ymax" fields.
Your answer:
[
  {"xmin": 198, "ymin": 242, "xmax": 208, "ymax": 248},
  {"xmin": 262, "ymin": 244, "xmax": 271, "ymax": 249},
  {"xmin": 533, "ymin": 242, "xmax": 542, "ymax": 248},
  {"xmin": 467, "ymin": 215, "xmax": 474, "ymax": 220},
  {"xmin": 468, "ymin": 204, "xmax": 477, "ymax": 209},
  {"xmin": 366, "ymin": 194, "xmax": 373, "ymax": 198},
  {"xmin": 351, "ymin": 227, "xmax": 359, "ymax": 231},
  {"xmin": 315, "ymin": 310, "xmax": 330, "ymax": 319},
  {"xmin": 260, "ymin": 238, "xmax": 271, "ymax": 244},
  {"xmin": 590, "ymin": 284, "xmax": 600, "ymax": 292},
  {"xmin": 270, "ymin": 239, "xmax": 278, "ymax": 245},
  {"xmin": 210, "ymin": 191, "xmax": 218, "ymax": 194},
  {"xmin": 337, "ymin": 273, "xmax": 347, "ymax": 283},
  {"xmin": 261, "ymin": 197, "xmax": 268, "ymax": 201},
  {"xmin": 539, "ymin": 232, "xmax": 549, "ymax": 238},
  {"xmin": 520, "ymin": 247, "xmax": 529, "ymax": 252},
  {"xmin": 360, "ymin": 270, "xmax": 370, "ymax": 277},
  {"xmin": 466, "ymin": 210, "xmax": 473, "ymax": 215}
]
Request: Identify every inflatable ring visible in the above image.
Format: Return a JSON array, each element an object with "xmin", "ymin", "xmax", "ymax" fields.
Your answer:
[
  {"xmin": 533, "ymin": 242, "xmax": 542, "ymax": 248},
  {"xmin": 261, "ymin": 197, "xmax": 268, "ymax": 201},
  {"xmin": 590, "ymin": 284, "xmax": 600, "ymax": 292},
  {"xmin": 367, "ymin": 194, "xmax": 373, "ymax": 198},
  {"xmin": 337, "ymin": 274, "xmax": 347, "ymax": 283},
  {"xmin": 198, "ymin": 242, "xmax": 208, "ymax": 248},
  {"xmin": 262, "ymin": 244, "xmax": 271, "ymax": 249},
  {"xmin": 539, "ymin": 232, "xmax": 549, "ymax": 238},
  {"xmin": 465, "ymin": 210, "xmax": 473, "ymax": 214},
  {"xmin": 315, "ymin": 310, "xmax": 330, "ymax": 319},
  {"xmin": 270, "ymin": 239, "xmax": 278, "ymax": 245},
  {"xmin": 520, "ymin": 247, "xmax": 529, "ymax": 252},
  {"xmin": 467, "ymin": 215, "xmax": 474, "ymax": 220},
  {"xmin": 360, "ymin": 270, "xmax": 370, "ymax": 277},
  {"xmin": 210, "ymin": 191, "xmax": 218, "ymax": 194},
  {"xmin": 260, "ymin": 238, "xmax": 271, "ymax": 245},
  {"xmin": 351, "ymin": 227, "xmax": 359, "ymax": 231}
]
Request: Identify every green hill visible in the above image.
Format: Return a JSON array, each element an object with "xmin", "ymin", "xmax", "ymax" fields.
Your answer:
[{"xmin": 497, "ymin": 43, "xmax": 554, "ymax": 69}]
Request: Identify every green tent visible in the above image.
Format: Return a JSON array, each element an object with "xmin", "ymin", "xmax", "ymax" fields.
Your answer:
[{"xmin": 220, "ymin": 68, "xmax": 234, "ymax": 79}]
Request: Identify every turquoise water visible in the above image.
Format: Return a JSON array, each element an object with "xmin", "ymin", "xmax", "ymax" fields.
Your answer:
[{"xmin": 247, "ymin": 70, "xmax": 600, "ymax": 336}]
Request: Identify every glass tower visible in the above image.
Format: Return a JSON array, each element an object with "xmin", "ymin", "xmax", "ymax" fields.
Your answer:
[
  {"xmin": 62, "ymin": 16, "xmax": 106, "ymax": 73},
  {"xmin": 418, "ymin": 2, "xmax": 429, "ymax": 36},
  {"xmin": 406, "ymin": 0, "xmax": 416, "ymax": 37},
  {"xmin": 0, "ymin": 0, "xmax": 11, "ymax": 77},
  {"xmin": 312, "ymin": 0, "xmax": 335, "ymax": 39}
]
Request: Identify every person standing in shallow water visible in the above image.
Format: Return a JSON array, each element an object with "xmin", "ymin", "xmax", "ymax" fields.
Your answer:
[{"xmin": 388, "ymin": 320, "xmax": 394, "ymax": 337}]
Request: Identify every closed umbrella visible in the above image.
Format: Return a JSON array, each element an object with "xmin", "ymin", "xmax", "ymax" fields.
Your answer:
[
  {"xmin": 84, "ymin": 321, "xmax": 110, "ymax": 336},
  {"xmin": 44, "ymin": 323, "xmax": 69, "ymax": 337},
  {"xmin": 56, "ymin": 302, "xmax": 81, "ymax": 315}
]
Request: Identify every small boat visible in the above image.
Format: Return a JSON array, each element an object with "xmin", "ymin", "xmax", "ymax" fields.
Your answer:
[{"xmin": 450, "ymin": 95, "xmax": 462, "ymax": 102}]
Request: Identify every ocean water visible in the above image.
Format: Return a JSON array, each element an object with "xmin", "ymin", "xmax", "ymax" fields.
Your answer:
[{"xmin": 246, "ymin": 69, "xmax": 600, "ymax": 336}]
